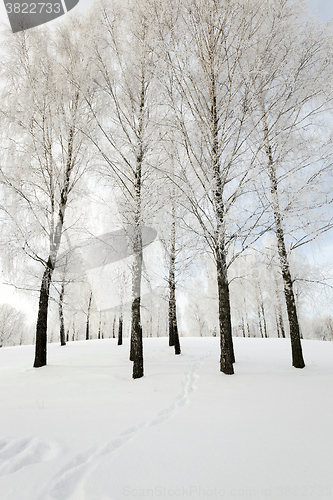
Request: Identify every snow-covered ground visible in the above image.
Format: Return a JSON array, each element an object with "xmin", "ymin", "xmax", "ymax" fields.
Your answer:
[{"xmin": 0, "ymin": 337, "xmax": 332, "ymax": 500}]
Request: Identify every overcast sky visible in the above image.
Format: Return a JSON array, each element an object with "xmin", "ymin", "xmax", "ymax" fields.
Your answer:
[
  {"xmin": 309, "ymin": 0, "xmax": 333, "ymax": 20},
  {"xmin": 0, "ymin": 0, "xmax": 333, "ymax": 31}
]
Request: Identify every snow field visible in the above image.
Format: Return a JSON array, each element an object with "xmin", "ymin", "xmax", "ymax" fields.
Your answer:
[{"xmin": 0, "ymin": 337, "xmax": 332, "ymax": 500}]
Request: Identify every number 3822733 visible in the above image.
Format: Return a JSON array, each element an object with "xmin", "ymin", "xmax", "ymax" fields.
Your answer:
[{"xmin": 5, "ymin": 3, "xmax": 61, "ymax": 13}]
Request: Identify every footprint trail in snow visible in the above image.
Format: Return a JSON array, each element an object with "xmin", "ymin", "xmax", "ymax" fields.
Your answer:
[
  {"xmin": 0, "ymin": 437, "xmax": 59, "ymax": 477},
  {"xmin": 41, "ymin": 352, "xmax": 211, "ymax": 500}
]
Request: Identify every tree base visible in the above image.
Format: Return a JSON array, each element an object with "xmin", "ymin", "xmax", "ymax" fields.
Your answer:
[
  {"xmin": 293, "ymin": 360, "xmax": 305, "ymax": 369},
  {"xmin": 174, "ymin": 335, "xmax": 181, "ymax": 355},
  {"xmin": 133, "ymin": 358, "xmax": 144, "ymax": 379},
  {"xmin": 220, "ymin": 366, "xmax": 234, "ymax": 375},
  {"xmin": 220, "ymin": 357, "xmax": 234, "ymax": 375},
  {"xmin": 291, "ymin": 343, "xmax": 305, "ymax": 368},
  {"xmin": 33, "ymin": 359, "xmax": 46, "ymax": 368}
]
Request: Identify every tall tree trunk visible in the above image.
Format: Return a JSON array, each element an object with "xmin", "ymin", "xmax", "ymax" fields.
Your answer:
[
  {"xmin": 261, "ymin": 301, "xmax": 268, "ymax": 338},
  {"xmin": 274, "ymin": 216, "xmax": 304, "ymax": 365},
  {"xmin": 216, "ymin": 245, "xmax": 234, "ymax": 374},
  {"xmin": 86, "ymin": 291, "xmax": 92, "ymax": 340},
  {"xmin": 98, "ymin": 312, "xmax": 101, "ymax": 340},
  {"xmin": 258, "ymin": 305, "xmax": 264, "ymax": 338},
  {"xmin": 262, "ymin": 113, "xmax": 305, "ymax": 368},
  {"xmin": 33, "ymin": 258, "xmax": 53, "ymax": 367},
  {"xmin": 274, "ymin": 275, "xmax": 286, "ymax": 338},
  {"xmin": 130, "ymin": 72, "xmax": 146, "ymax": 379},
  {"xmin": 276, "ymin": 313, "xmax": 280, "ymax": 338},
  {"xmin": 59, "ymin": 281, "xmax": 66, "ymax": 346},
  {"xmin": 241, "ymin": 317, "xmax": 246, "ymax": 338},
  {"xmin": 71, "ymin": 316, "xmax": 76, "ymax": 342},
  {"xmin": 247, "ymin": 318, "xmax": 251, "ymax": 338},
  {"xmin": 210, "ymin": 68, "xmax": 235, "ymax": 374},
  {"xmin": 173, "ymin": 316, "xmax": 181, "ymax": 355},
  {"xmin": 243, "ymin": 297, "xmax": 251, "ymax": 338},
  {"xmin": 131, "ymin": 226, "xmax": 144, "ymax": 378},
  {"xmin": 258, "ymin": 283, "xmax": 268, "ymax": 338},
  {"xmin": 168, "ymin": 203, "xmax": 181, "ymax": 355},
  {"xmin": 112, "ymin": 315, "xmax": 116, "ymax": 339},
  {"xmin": 118, "ymin": 314, "xmax": 123, "ymax": 346},
  {"xmin": 33, "ymin": 95, "xmax": 78, "ymax": 368}
]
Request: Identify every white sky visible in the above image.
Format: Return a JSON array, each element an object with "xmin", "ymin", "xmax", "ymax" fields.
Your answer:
[{"xmin": 309, "ymin": 0, "xmax": 333, "ymax": 20}]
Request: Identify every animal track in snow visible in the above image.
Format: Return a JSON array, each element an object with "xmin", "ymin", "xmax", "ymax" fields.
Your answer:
[
  {"xmin": 150, "ymin": 354, "xmax": 209, "ymax": 426},
  {"xmin": 0, "ymin": 437, "xmax": 59, "ymax": 477},
  {"xmin": 43, "ymin": 352, "xmax": 211, "ymax": 500}
]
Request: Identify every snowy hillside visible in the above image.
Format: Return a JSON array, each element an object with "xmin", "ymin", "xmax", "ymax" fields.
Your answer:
[{"xmin": 0, "ymin": 337, "xmax": 332, "ymax": 500}]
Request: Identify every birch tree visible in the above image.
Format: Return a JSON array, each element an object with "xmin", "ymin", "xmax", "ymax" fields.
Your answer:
[
  {"xmin": 158, "ymin": 150, "xmax": 184, "ymax": 354},
  {"xmin": 167, "ymin": 195, "xmax": 181, "ymax": 354},
  {"xmin": 158, "ymin": 0, "xmax": 266, "ymax": 374},
  {"xmin": 59, "ymin": 280, "xmax": 66, "ymax": 346},
  {"xmin": 246, "ymin": 0, "xmax": 333, "ymax": 367},
  {"xmin": 0, "ymin": 20, "xmax": 92, "ymax": 367},
  {"xmin": 86, "ymin": 0, "xmax": 164, "ymax": 378}
]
